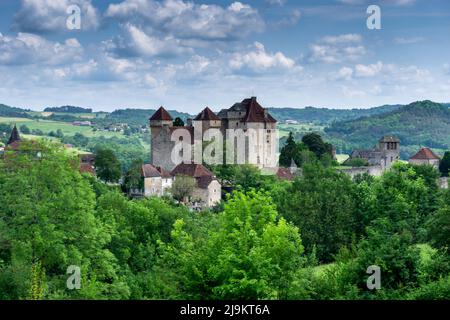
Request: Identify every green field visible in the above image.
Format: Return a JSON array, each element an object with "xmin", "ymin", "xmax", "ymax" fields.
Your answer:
[
  {"xmin": 0, "ymin": 117, "xmax": 122, "ymax": 138},
  {"xmin": 278, "ymin": 123, "xmax": 325, "ymax": 138}
]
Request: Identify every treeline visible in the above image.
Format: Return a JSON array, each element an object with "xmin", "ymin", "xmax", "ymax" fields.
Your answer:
[
  {"xmin": 0, "ymin": 141, "xmax": 448, "ymax": 300},
  {"xmin": 43, "ymin": 106, "xmax": 93, "ymax": 113}
]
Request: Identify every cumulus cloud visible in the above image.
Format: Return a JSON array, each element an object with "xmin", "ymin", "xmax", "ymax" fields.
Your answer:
[
  {"xmin": 309, "ymin": 33, "xmax": 366, "ymax": 64},
  {"xmin": 106, "ymin": 0, "xmax": 264, "ymax": 41},
  {"xmin": 0, "ymin": 32, "xmax": 83, "ymax": 65},
  {"xmin": 355, "ymin": 61, "xmax": 383, "ymax": 77},
  {"xmin": 104, "ymin": 24, "xmax": 192, "ymax": 58},
  {"xmin": 229, "ymin": 42, "xmax": 297, "ymax": 73},
  {"xmin": 13, "ymin": 0, "xmax": 99, "ymax": 33}
]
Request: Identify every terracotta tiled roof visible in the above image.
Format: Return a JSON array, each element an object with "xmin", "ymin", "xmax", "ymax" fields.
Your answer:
[
  {"xmin": 150, "ymin": 106, "xmax": 173, "ymax": 121},
  {"xmin": 410, "ymin": 148, "xmax": 440, "ymax": 160},
  {"xmin": 197, "ymin": 175, "xmax": 214, "ymax": 189},
  {"xmin": 156, "ymin": 167, "xmax": 172, "ymax": 178},
  {"xmin": 142, "ymin": 164, "xmax": 162, "ymax": 178},
  {"xmin": 194, "ymin": 107, "xmax": 220, "ymax": 121},
  {"xmin": 171, "ymin": 163, "xmax": 213, "ymax": 178}
]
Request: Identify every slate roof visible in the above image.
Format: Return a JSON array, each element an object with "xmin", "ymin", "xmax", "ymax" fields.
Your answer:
[
  {"xmin": 7, "ymin": 125, "xmax": 21, "ymax": 146},
  {"xmin": 410, "ymin": 148, "xmax": 440, "ymax": 160},
  {"xmin": 194, "ymin": 107, "xmax": 220, "ymax": 121},
  {"xmin": 150, "ymin": 106, "xmax": 173, "ymax": 121},
  {"xmin": 220, "ymin": 97, "xmax": 277, "ymax": 123}
]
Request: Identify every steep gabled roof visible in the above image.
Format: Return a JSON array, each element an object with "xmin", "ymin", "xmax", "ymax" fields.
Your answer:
[
  {"xmin": 156, "ymin": 167, "xmax": 172, "ymax": 178},
  {"xmin": 229, "ymin": 97, "xmax": 277, "ymax": 123},
  {"xmin": 150, "ymin": 106, "xmax": 173, "ymax": 121},
  {"xmin": 194, "ymin": 107, "xmax": 220, "ymax": 121},
  {"xmin": 142, "ymin": 164, "xmax": 162, "ymax": 178},
  {"xmin": 410, "ymin": 148, "xmax": 440, "ymax": 160},
  {"xmin": 7, "ymin": 125, "xmax": 21, "ymax": 146},
  {"xmin": 171, "ymin": 163, "xmax": 214, "ymax": 178}
]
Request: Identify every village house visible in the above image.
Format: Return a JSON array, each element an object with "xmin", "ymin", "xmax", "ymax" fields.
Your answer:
[
  {"xmin": 409, "ymin": 147, "xmax": 440, "ymax": 169},
  {"xmin": 141, "ymin": 164, "xmax": 172, "ymax": 197},
  {"xmin": 340, "ymin": 136, "xmax": 401, "ymax": 177},
  {"xmin": 141, "ymin": 162, "xmax": 221, "ymax": 208}
]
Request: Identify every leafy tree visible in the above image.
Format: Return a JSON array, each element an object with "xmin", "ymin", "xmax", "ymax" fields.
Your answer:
[
  {"xmin": 173, "ymin": 117, "xmax": 185, "ymax": 127},
  {"xmin": 19, "ymin": 125, "xmax": 31, "ymax": 135},
  {"xmin": 0, "ymin": 141, "xmax": 127, "ymax": 299},
  {"xmin": 439, "ymin": 151, "xmax": 450, "ymax": 177},
  {"xmin": 277, "ymin": 163, "xmax": 357, "ymax": 262},
  {"xmin": 156, "ymin": 191, "xmax": 304, "ymax": 299},
  {"xmin": 122, "ymin": 159, "xmax": 144, "ymax": 195},
  {"xmin": 94, "ymin": 148, "xmax": 122, "ymax": 183},
  {"xmin": 302, "ymin": 133, "xmax": 333, "ymax": 159},
  {"xmin": 171, "ymin": 175, "xmax": 197, "ymax": 203}
]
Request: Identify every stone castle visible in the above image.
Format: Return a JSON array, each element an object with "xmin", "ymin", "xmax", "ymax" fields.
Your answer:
[{"xmin": 150, "ymin": 97, "xmax": 278, "ymax": 171}]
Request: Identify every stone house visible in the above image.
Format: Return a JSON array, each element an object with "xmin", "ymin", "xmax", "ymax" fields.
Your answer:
[
  {"xmin": 171, "ymin": 163, "xmax": 222, "ymax": 208},
  {"xmin": 141, "ymin": 164, "xmax": 172, "ymax": 197},
  {"xmin": 346, "ymin": 136, "xmax": 401, "ymax": 171},
  {"xmin": 409, "ymin": 148, "xmax": 440, "ymax": 169}
]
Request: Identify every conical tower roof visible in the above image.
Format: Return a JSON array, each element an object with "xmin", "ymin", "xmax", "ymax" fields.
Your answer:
[{"xmin": 7, "ymin": 124, "xmax": 21, "ymax": 145}]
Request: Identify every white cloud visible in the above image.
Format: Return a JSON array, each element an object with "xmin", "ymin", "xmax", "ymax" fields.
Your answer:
[
  {"xmin": 106, "ymin": 0, "xmax": 264, "ymax": 41},
  {"xmin": 230, "ymin": 42, "xmax": 297, "ymax": 72},
  {"xmin": 13, "ymin": 0, "xmax": 99, "ymax": 33},
  {"xmin": 104, "ymin": 24, "xmax": 191, "ymax": 58},
  {"xmin": 355, "ymin": 62, "xmax": 383, "ymax": 77},
  {"xmin": 322, "ymin": 33, "xmax": 362, "ymax": 44},
  {"xmin": 0, "ymin": 32, "xmax": 83, "ymax": 65},
  {"xmin": 309, "ymin": 34, "xmax": 366, "ymax": 64},
  {"xmin": 336, "ymin": 67, "xmax": 354, "ymax": 80}
]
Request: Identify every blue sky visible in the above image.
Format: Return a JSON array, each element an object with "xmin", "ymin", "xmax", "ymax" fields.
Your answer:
[{"xmin": 0, "ymin": 0, "xmax": 449, "ymax": 113}]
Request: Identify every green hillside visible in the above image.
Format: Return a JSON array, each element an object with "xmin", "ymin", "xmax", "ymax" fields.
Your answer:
[
  {"xmin": 268, "ymin": 104, "xmax": 402, "ymax": 124},
  {"xmin": 325, "ymin": 100, "xmax": 450, "ymax": 158}
]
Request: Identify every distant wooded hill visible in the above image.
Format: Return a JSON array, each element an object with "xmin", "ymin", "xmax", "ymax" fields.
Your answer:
[
  {"xmin": 268, "ymin": 105, "xmax": 403, "ymax": 124},
  {"xmin": 106, "ymin": 108, "xmax": 193, "ymax": 127},
  {"xmin": 325, "ymin": 100, "xmax": 450, "ymax": 158},
  {"xmin": 44, "ymin": 106, "xmax": 93, "ymax": 113}
]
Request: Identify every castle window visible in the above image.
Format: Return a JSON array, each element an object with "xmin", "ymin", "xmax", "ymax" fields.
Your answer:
[{"xmin": 179, "ymin": 136, "xmax": 183, "ymax": 141}]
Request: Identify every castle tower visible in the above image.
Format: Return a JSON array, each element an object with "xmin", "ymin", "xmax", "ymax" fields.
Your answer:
[
  {"xmin": 378, "ymin": 136, "xmax": 400, "ymax": 169},
  {"xmin": 150, "ymin": 107, "xmax": 174, "ymax": 170},
  {"xmin": 193, "ymin": 107, "xmax": 221, "ymax": 133}
]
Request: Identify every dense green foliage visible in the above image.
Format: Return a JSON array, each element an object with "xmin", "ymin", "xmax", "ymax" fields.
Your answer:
[
  {"xmin": 94, "ymin": 148, "xmax": 122, "ymax": 183},
  {"xmin": 0, "ymin": 132, "xmax": 449, "ymax": 301}
]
